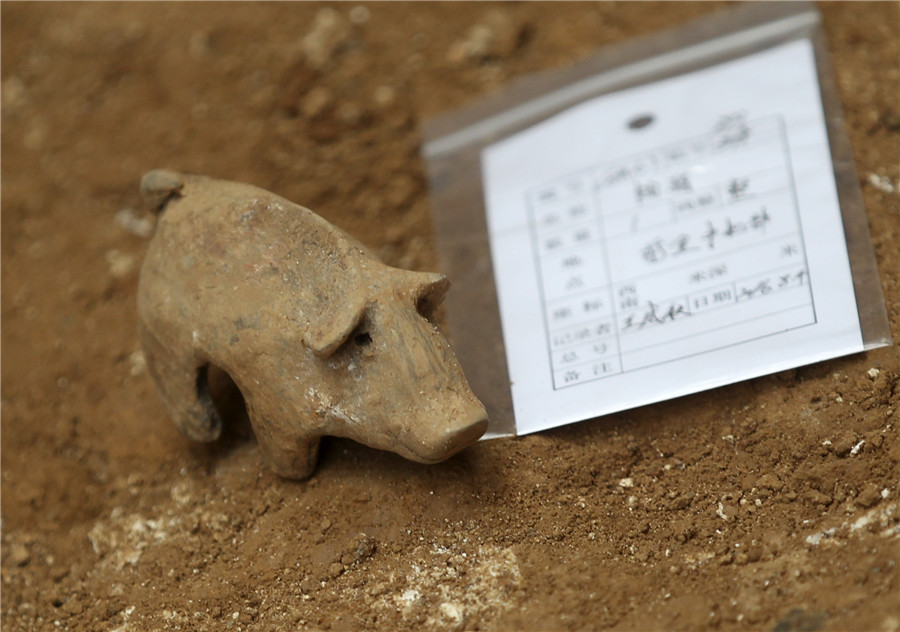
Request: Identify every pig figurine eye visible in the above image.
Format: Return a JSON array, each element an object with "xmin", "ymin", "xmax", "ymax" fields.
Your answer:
[
  {"xmin": 416, "ymin": 296, "xmax": 438, "ymax": 321},
  {"xmin": 331, "ymin": 318, "xmax": 373, "ymax": 356}
]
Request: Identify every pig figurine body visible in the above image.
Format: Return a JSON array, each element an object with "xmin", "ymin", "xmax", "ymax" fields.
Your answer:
[{"xmin": 137, "ymin": 170, "xmax": 488, "ymax": 479}]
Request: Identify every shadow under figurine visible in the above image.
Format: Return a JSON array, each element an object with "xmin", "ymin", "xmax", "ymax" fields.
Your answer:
[{"xmin": 137, "ymin": 170, "xmax": 488, "ymax": 479}]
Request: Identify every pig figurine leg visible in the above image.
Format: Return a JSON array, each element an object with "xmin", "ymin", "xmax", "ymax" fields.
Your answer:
[
  {"xmin": 242, "ymin": 398, "xmax": 323, "ymax": 479},
  {"xmin": 139, "ymin": 322, "xmax": 224, "ymax": 443},
  {"xmin": 140, "ymin": 321, "xmax": 323, "ymax": 478}
]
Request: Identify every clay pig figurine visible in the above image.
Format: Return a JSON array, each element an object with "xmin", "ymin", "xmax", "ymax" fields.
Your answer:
[{"xmin": 137, "ymin": 170, "xmax": 488, "ymax": 479}]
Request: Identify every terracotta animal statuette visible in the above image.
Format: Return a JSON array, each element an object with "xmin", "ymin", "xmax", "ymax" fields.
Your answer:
[{"xmin": 137, "ymin": 170, "xmax": 488, "ymax": 479}]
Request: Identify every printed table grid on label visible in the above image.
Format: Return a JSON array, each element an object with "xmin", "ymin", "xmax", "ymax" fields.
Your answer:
[{"xmin": 527, "ymin": 115, "xmax": 816, "ymax": 390}]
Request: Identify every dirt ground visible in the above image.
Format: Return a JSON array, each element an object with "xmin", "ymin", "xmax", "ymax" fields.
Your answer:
[{"xmin": 2, "ymin": 2, "xmax": 899, "ymax": 631}]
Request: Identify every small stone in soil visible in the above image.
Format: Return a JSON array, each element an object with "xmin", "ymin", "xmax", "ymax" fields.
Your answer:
[{"xmin": 856, "ymin": 484, "xmax": 883, "ymax": 508}]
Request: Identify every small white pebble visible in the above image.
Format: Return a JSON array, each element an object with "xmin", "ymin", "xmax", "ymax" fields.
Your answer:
[
  {"xmin": 715, "ymin": 502, "xmax": 728, "ymax": 521},
  {"xmin": 115, "ymin": 208, "xmax": 156, "ymax": 238},
  {"xmin": 618, "ymin": 477, "xmax": 634, "ymax": 488},
  {"xmin": 868, "ymin": 367, "xmax": 881, "ymax": 379},
  {"xmin": 232, "ymin": 612, "xmax": 240, "ymax": 620},
  {"xmin": 105, "ymin": 249, "xmax": 136, "ymax": 278},
  {"xmin": 850, "ymin": 439, "xmax": 866, "ymax": 456},
  {"xmin": 129, "ymin": 350, "xmax": 147, "ymax": 377},
  {"xmin": 867, "ymin": 173, "xmax": 895, "ymax": 194},
  {"xmin": 881, "ymin": 488, "xmax": 890, "ymax": 499}
]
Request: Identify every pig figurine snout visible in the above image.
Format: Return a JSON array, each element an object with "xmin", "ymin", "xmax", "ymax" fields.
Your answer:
[
  {"xmin": 137, "ymin": 171, "xmax": 488, "ymax": 479},
  {"xmin": 324, "ymin": 274, "xmax": 489, "ymax": 465}
]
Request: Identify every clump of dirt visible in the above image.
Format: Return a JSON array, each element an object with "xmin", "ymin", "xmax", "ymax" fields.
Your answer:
[{"xmin": 2, "ymin": 3, "xmax": 898, "ymax": 631}]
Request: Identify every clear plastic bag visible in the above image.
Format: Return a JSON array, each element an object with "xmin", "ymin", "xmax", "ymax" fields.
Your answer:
[{"xmin": 423, "ymin": 2, "xmax": 891, "ymax": 438}]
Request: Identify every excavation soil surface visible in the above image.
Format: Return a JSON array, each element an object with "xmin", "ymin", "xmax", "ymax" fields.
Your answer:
[{"xmin": 2, "ymin": 3, "xmax": 899, "ymax": 631}]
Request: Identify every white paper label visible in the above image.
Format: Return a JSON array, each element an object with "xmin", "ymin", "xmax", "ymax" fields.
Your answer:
[{"xmin": 482, "ymin": 40, "xmax": 863, "ymax": 435}]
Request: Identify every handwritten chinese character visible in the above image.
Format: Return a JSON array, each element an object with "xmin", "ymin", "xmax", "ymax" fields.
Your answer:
[
  {"xmin": 624, "ymin": 301, "xmax": 690, "ymax": 330},
  {"xmin": 739, "ymin": 279, "xmax": 773, "ymax": 300},
  {"xmin": 670, "ymin": 173, "xmax": 692, "ymax": 192},
  {"xmin": 728, "ymin": 177, "xmax": 750, "ymax": 199},
  {"xmin": 749, "ymin": 207, "xmax": 771, "ymax": 231},
  {"xmin": 635, "ymin": 181, "xmax": 660, "ymax": 203},
  {"xmin": 642, "ymin": 239, "xmax": 667, "ymax": 263},
  {"xmin": 714, "ymin": 113, "xmax": 751, "ymax": 147},
  {"xmin": 671, "ymin": 233, "xmax": 696, "ymax": 256},
  {"xmin": 702, "ymin": 221, "xmax": 717, "ymax": 249}
]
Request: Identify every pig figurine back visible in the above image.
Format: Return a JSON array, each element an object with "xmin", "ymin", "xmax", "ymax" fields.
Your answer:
[{"xmin": 137, "ymin": 170, "xmax": 488, "ymax": 479}]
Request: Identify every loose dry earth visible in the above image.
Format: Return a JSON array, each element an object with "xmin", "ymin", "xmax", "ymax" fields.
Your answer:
[{"xmin": 2, "ymin": 2, "xmax": 899, "ymax": 631}]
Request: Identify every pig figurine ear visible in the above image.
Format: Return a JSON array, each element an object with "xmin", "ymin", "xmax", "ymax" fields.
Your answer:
[
  {"xmin": 303, "ymin": 301, "xmax": 367, "ymax": 359},
  {"xmin": 404, "ymin": 271, "xmax": 450, "ymax": 319}
]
